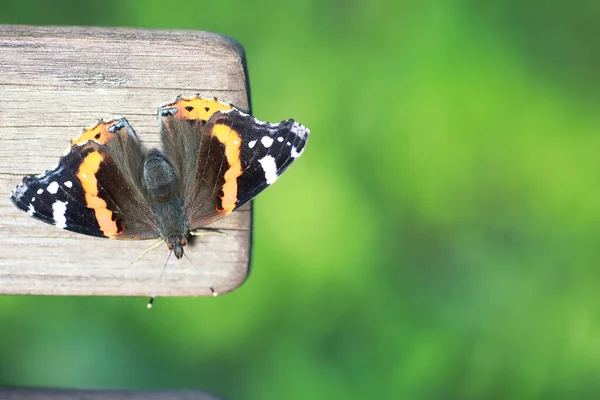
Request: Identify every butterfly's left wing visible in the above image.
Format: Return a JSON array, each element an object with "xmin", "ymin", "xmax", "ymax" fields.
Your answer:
[
  {"xmin": 159, "ymin": 95, "xmax": 310, "ymax": 229},
  {"xmin": 10, "ymin": 119, "xmax": 159, "ymax": 240}
]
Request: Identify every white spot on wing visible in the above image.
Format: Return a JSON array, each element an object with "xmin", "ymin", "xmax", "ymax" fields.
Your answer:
[
  {"xmin": 291, "ymin": 122, "xmax": 309, "ymax": 139},
  {"xmin": 248, "ymin": 140, "xmax": 257, "ymax": 149},
  {"xmin": 82, "ymin": 173, "xmax": 87, "ymax": 178},
  {"xmin": 64, "ymin": 181, "xmax": 73, "ymax": 188},
  {"xmin": 52, "ymin": 201, "xmax": 68, "ymax": 229},
  {"xmin": 31, "ymin": 197, "xmax": 35, "ymax": 202},
  {"xmin": 259, "ymin": 155, "xmax": 278, "ymax": 185},
  {"xmin": 27, "ymin": 203, "xmax": 35, "ymax": 216},
  {"xmin": 11, "ymin": 183, "xmax": 27, "ymax": 201},
  {"xmin": 47, "ymin": 181, "xmax": 59, "ymax": 194},
  {"xmin": 277, "ymin": 137, "xmax": 284, "ymax": 142},
  {"xmin": 37, "ymin": 188, "xmax": 43, "ymax": 195},
  {"xmin": 261, "ymin": 136, "xmax": 274, "ymax": 148},
  {"xmin": 291, "ymin": 146, "xmax": 302, "ymax": 158}
]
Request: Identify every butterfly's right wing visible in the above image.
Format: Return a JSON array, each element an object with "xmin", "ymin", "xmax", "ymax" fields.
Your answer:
[{"xmin": 159, "ymin": 95, "xmax": 309, "ymax": 230}]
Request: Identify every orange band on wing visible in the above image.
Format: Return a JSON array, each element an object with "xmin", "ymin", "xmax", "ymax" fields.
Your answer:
[
  {"xmin": 76, "ymin": 151, "xmax": 120, "ymax": 237},
  {"xmin": 212, "ymin": 124, "xmax": 242, "ymax": 213},
  {"xmin": 167, "ymin": 96, "xmax": 234, "ymax": 121},
  {"xmin": 70, "ymin": 120, "xmax": 118, "ymax": 146}
]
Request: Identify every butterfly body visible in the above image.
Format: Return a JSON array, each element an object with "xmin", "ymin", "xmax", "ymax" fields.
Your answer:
[
  {"xmin": 142, "ymin": 149, "xmax": 188, "ymax": 258},
  {"xmin": 10, "ymin": 95, "xmax": 309, "ymax": 259}
]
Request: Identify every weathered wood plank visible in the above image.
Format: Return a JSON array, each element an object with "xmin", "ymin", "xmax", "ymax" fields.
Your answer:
[
  {"xmin": 0, "ymin": 387, "xmax": 223, "ymax": 400},
  {"xmin": 0, "ymin": 25, "xmax": 251, "ymax": 297}
]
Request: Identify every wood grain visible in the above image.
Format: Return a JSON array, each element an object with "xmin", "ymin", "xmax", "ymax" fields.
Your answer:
[
  {"xmin": 0, "ymin": 387, "xmax": 223, "ymax": 400},
  {"xmin": 0, "ymin": 25, "xmax": 252, "ymax": 297}
]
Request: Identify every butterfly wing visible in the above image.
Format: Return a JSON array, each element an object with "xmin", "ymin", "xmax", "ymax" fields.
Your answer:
[
  {"xmin": 10, "ymin": 119, "xmax": 159, "ymax": 239},
  {"xmin": 158, "ymin": 95, "xmax": 310, "ymax": 230},
  {"xmin": 158, "ymin": 95, "xmax": 234, "ymax": 223}
]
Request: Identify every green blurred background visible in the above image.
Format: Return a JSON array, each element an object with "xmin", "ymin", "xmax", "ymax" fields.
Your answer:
[{"xmin": 2, "ymin": 0, "xmax": 600, "ymax": 398}]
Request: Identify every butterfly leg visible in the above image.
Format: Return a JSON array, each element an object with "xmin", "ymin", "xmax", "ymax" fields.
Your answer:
[
  {"xmin": 189, "ymin": 227, "xmax": 228, "ymax": 237},
  {"xmin": 135, "ymin": 239, "xmax": 165, "ymax": 261}
]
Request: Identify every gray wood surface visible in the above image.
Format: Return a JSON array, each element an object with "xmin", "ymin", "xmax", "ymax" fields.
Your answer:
[
  {"xmin": 0, "ymin": 387, "xmax": 223, "ymax": 400},
  {"xmin": 0, "ymin": 25, "xmax": 252, "ymax": 298}
]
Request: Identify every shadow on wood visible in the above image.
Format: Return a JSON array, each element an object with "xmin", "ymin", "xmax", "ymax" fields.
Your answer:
[{"xmin": 0, "ymin": 387, "xmax": 224, "ymax": 400}]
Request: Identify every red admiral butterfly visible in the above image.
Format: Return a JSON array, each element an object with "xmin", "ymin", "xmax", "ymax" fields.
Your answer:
[{"xmin": 10, "ymin": 95, "xmax": 309, "ymax": 260}]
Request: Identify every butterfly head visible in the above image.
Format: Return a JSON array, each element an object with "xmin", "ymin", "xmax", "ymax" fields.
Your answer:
[{"xmin": 166, "ymin": 233, "xmax": 187, "ymax": 259}]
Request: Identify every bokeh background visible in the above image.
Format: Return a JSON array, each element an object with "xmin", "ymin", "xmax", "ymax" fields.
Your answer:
[{"xmin": 2, "ymin": 0, "xmax": 600, "ymax": 398}]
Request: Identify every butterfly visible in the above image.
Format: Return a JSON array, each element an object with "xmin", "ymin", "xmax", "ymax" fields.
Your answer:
[{"xmin": 10, "ymin": 95, "xmax": 309, "ymax": 259}]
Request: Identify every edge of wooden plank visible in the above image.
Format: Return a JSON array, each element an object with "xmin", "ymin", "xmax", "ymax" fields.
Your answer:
[{"xmin": 0, "ymin": 24, "xmax": 247, "ymax": 58}]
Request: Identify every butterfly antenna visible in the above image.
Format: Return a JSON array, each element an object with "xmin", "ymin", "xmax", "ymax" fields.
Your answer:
[
  {"xmin": 147, "ymin": 250, "xmax": 172, "ymax": 309},
  {"xmin": 183, "ymin": 252, "xmax": 218, "ymax": 297}
]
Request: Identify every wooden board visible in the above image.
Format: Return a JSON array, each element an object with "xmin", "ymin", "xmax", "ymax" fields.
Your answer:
[{"xmin": 0, "ymin": 25, "xmax": 252, "ymax": 298}]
